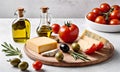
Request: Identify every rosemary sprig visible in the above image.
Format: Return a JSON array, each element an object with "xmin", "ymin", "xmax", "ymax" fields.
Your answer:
[
  {"xmin": 1, "ymin": 42, "xmax": 22, "ymax": 58},
  {"xmin": 69, "ymin": 51, "xmax": 90, "ymax": 61}
]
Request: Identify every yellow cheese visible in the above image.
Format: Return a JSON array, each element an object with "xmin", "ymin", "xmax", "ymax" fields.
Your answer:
[{"xmin": 25, "ymin": 37, "xmax": 57, "ymax": 54}]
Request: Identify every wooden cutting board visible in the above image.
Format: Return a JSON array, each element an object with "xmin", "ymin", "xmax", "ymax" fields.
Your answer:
[{"xmin": 24, "ymin": 41, "xmax": 114, "ymax": 67}]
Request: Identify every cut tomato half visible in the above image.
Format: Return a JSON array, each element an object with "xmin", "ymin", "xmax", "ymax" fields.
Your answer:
[
  {"xmin": 85, "ymin": 44, "xmax": 97, "ymax": 54},
  {"xmin": 96, "ymin": 42, "xmax": 104, "ymax": 50}
]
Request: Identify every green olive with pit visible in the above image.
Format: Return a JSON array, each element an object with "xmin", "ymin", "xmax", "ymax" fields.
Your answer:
[
  {"xmin": 18, "ymin": 61, "xmax": 29, "ymax": 71},
  {"xmin": 71, "ymin": 43, "xmax": 80, "ymax": 52},
  {"xmin": 10, "ymin": 58, "xmax": 21, "ymax": 67},
  {"xmin": 55, "ymin": 51, "xmax": 64, "ymax": 61}
]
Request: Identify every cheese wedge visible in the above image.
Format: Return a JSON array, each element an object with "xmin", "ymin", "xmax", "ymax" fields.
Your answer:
[
  {"xmin": 80, "ymin": 29, "xmax": 108, "ymax": 44},
  {"xmin": 78, "ymin": 37, "xmax": 99, "ymax": 51},
  {"xmin": 78, "ymin": 29, "xmax": 108, "ymax": 52},
  {"xmin": 25, "ymin": 37, "xmax": 57, "ymax": 54}
]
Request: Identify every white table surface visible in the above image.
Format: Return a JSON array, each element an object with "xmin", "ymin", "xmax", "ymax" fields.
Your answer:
[{"xmin": 0, "ymin": 18, "xmax": 120, "ymax": 72}]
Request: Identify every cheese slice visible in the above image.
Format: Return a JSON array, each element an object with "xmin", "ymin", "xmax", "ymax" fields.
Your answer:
[
  {"xmin": 78, "ymin": 29, "xmax": 108, "ymax": 51},
  {"xmin": 80, "ymin": 29, "xmax": 108, "ymax": 44},
  {"xmin": 78, "ymin": 36, "xmax": 99, "ymax": 51},
  {"xmin": 26, "ymin": 37, "xmax": 57, "ymax": 54}
]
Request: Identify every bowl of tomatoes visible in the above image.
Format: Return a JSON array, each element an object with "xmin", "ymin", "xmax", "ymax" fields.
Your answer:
[{"xmin": 86, "ymin": 3, "xmax": 120, "ymax": 32}]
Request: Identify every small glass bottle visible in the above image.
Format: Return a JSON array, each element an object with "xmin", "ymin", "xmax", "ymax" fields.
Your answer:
[
  {"xmin": 12, "ymin": 7, "xmax": 31, "ymax": 43},
  {"xmin": 36, "ymin": 6, "xmax": 52, "ymax": 37}
]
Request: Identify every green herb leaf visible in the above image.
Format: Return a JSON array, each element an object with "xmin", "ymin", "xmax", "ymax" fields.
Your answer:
[
  {"xmin": 1, "ymin": 42, "xmax": 22, "ymax": 58},
  {"xmin": 69, "ymin": 51, "xmax": 90, "ymax": 61}
]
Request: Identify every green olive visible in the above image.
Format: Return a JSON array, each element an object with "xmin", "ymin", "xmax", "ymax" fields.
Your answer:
[
  {"xmin": 71, "ymin": 43, "xmax": 80, "ymax": 52},
  {"xmin": 55, "ymin": 51, "xmax": 64, "ymax": 62},
  {"xmin": 18, "ymin": 61, "xmax": 29, "ymax": 71},
  {"xmin": 10, "ymin": 58, "xmax": 21, "ymax": 67}
]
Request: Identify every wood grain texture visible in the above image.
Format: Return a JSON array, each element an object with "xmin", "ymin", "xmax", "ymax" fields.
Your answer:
[{"xmin": 24, "ymin": 42, "xmax": 114, "ymax": 67}]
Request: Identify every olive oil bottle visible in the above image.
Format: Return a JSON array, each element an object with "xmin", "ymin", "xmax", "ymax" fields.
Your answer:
[
  {"xmin": 36, "ymin": 6, "xmax": 52, "ymax": 37},
  {"xmin": 12, "ymin": 7, "xmax": 30, "ymax": 43}
]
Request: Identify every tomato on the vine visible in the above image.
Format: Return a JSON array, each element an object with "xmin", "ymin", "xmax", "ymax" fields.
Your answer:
[
  {"xmin": 59, "ymin": 22, "xmax": 79, "ymax": 43},
  {"xmin": 110, "ymin": 10, "xmax": 120, "ymax": 19},
  {"xmin": 51, "ymin": 24, "xmax": 60, "ymax": 34},
  {"xmin": 109, "ymin": 19, "xmax": 120, "ymax": 25},
  {"xmin": 100, "ymin": 3, "xmax": 110, "ymax": 13},
  {"xmin": 86, "ymin": 12, "xmax": 97, "ymax": 21},
  {"xmin": 112, "ymin": 5, "xmax": 120, "ymax": 11},
  {"xmin": 32, "ymin": 61, "xmax": 42, "ymax": 71},
  {"xmin": 92, "ymin": 8, "xmax": 102, "ymax": 16},
  {"xmin": 95, "ymin": 16, "xmax": 106, "ymax": 24}
]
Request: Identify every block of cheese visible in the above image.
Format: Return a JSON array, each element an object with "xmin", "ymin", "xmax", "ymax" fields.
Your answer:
[{"xmin": 25, "ymin": 37, "xmax": 57, "ymax": 54}]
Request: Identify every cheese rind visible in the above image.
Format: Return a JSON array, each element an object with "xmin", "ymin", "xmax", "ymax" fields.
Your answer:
[{"xmin": 26, "ymin": 37, "xmax": 57, "ymax": 54}]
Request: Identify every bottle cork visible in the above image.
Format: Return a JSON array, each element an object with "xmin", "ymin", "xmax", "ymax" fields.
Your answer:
[
  {"xmin": 41, "ymin": 6, "xmax": 49, "ymax": 13},
  {"xmin": 17, "ymin": 7, "xmax": 24, "ymax": 17}
]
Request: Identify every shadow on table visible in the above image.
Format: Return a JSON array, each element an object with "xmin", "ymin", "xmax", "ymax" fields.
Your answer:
[{"xmin": 19, "ymin": 69, "xmax": 45, "ymax": 72}]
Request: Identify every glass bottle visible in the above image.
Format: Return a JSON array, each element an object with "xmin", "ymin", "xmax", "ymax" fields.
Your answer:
[
  {"xmin": 12, "ymin": 7, "xmax": 31, "ymax": 43},
  {"xmin": 36, "ymin": 6, "xmax": 52, "ymax": 37}
]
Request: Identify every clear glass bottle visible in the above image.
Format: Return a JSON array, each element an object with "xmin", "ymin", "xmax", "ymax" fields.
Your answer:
[
  {"xmin": 12, "ymin": 7, "xmax": 31, "ymax": 43},
  {"xmin": 36, "ymin": 6, "xmax": 52, "ymax": 37}
]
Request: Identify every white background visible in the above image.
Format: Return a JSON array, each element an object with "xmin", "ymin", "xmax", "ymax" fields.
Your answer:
[{"xmin": 0, "ymin": 0, "xmax": 120, "ymax": 18}]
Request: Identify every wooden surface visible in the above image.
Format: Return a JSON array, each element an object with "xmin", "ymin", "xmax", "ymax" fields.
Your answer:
[{"xmin": 24, "ymin": 42, "xmax": 114, "ymax": 67}]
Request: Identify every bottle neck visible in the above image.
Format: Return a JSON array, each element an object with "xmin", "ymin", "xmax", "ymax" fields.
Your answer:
[{"xmin": 40, "ymin": 12, "xmax": 49, "ymax": 25}]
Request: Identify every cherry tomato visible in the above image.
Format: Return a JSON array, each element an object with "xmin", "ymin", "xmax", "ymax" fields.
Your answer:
[
  {"xmin": 33, "ymin": 61, "xmax": 42, "ymax": 71},
  {"xmin": 51, "ymin": 24, "xmax": 60, "ymax": 34},
  {"xmin": 86, "ymin": 12, "xmax": 97, "ymax": 21},
  {"xmin": 109, "ymin": 19, "xmax": 120, "ymax": 25},
  {"xmin": 112, "ymin": 5, "xmax": 120, "ymax": 11},
  {"xmin": 100, "ymin": 3, "xmax": 110, "ymax": 13},
  {"xmin": 59, "ymin": 22, "xmax": 79, "ymax": 43},
  {"xmin": 92, "ymin": 8, "xmax": 102, "ymax": 16},
  {"xmin": 95, "ymin": 16, "xmax": 106, "ymax": 24},
  {"xmin": 110, "ymin": 10, "xmax": 120, "ymax": 19},
  {"xmin": 85, "ymin": 44, "xmax": 97, "ymax": 54},
  {"xmin": 96, "ymin": 42, "xmax": 104, "ymax": 51}
]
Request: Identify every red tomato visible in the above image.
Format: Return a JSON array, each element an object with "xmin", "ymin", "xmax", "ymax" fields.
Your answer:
[
  {"xmin": 92, "ymin": 8, "xmax": 102, "ymax": 16},
  {"xmin": 95, "ymin": 16, "xmax": 106, "ymax": 24},
  {"xmin": 112, "ymin": 5, "xmax": 120, "ymax": 11},
  {"xmin": 86, "ymin": 12, "xmax": 97, "ymax": 21},
  {"xmin": 100, "ymin": 3, "xmax": 110, "ymax": 13},
  {"xmin": 59, "ymin": 23, "xmax": 79, "ymax": 43},
  {"xmin": 85, "ymin": 44, "xmax": 97, "ymax": 54},
  {"xmin": 96, "ymin": 42, "xmax": 104, "ymax": 50},
  {"xmin": 33, "ymin": 61, "xmax": 42, "ymax": 71},
  {"xmin": 109, "ymin": 19, "xmax": 120, "ymax": 25},
  {"xmin": 110, "ymin": 10, "xmax": 120, "ymax": 19},
  {"xmin": 51, "ymin": 24, "xmax": 60, "ymax": 34}
]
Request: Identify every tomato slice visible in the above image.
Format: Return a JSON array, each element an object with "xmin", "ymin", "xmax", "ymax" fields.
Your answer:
[
  {"xmin": 96, "ymin": 42, "xmax": 104, "ymax": 50},
  {"xmin": 85, "ymin": 44, "xmax": 97, "ymax": 54}
]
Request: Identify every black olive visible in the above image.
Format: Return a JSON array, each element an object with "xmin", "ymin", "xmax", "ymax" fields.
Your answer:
[{"xmin": 60, "ymin": 43, "xmax": 69, "ymax": 53}]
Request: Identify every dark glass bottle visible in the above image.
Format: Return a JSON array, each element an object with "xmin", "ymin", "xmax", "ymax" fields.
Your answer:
[
  {"xmin": 36, "ymin": 6, "xmax": 52, "ymax": 37},
  {"xmin": 12, "ymin": 7, "xmax": 31, "ymax": 43}
]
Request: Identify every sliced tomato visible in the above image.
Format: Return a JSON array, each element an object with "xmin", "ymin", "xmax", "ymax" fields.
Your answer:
[
  {"xmin": 96, "ymin": 42, "xmax": 104, "ymax": 50},
  {"xmin": 85, "ymin": 44, "xmax": 97, "ymax": 54}
]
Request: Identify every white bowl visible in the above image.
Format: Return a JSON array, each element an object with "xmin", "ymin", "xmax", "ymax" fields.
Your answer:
[{"xmin": 85, "ymin": 16, "xmax": 120, "ymax": 32}]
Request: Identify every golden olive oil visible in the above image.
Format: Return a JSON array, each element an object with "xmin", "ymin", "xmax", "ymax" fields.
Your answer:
[
  {"xmin": 12, "ymin": 19, "xmax": 30, "ymax": 42},
  {"xmin": 36, "ymin": 25, "xmax": 52, "ymax": 37}
]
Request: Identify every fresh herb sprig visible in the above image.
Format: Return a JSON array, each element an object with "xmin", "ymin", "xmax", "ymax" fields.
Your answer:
[
  {"xmin": 1, "ymin": 42, "xmax": 22, "ymax": 58},
  {"xmin": 69, "ymin": 51, "xmax": 90, "ymax": 61}
]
